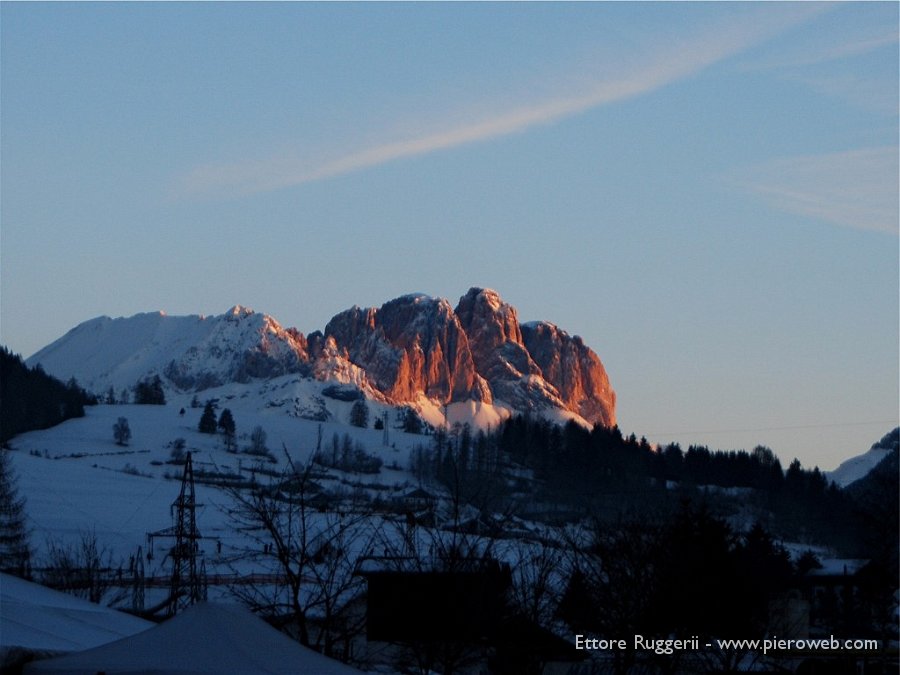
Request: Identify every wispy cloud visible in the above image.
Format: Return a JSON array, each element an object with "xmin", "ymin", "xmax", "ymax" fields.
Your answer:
[
  {"xmin": 735, "ymin": 147, "xmax": 899, "ymax": 235},
  {"xmin": 791, "ymin": 73, "xmax": 898, "ymax": 115},
  {"xmin": 741, "ymin": 28, "xmax": 898, "ymax": 71},
  {"xmin": 178, "ymin": 5, "xmax": 823, "ymax": 199},
  {"xmin": 737, "ymin": 16, "xmax": 898, "ymax": 114}
]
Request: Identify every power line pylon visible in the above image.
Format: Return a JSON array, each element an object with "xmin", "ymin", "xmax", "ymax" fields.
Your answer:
[{"xmin": 148, "ymin": 451, "xmax": 203, "ymax": 616}]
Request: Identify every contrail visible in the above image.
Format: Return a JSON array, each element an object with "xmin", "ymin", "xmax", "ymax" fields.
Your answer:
[{"xmin": 179, "ymin": 5, "xmax": 825, "ymax": 199}]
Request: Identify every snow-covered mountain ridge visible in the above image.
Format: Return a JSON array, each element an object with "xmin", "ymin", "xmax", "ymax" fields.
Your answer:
[
  {"xmin": 27, "ymin": 288, "xmax": 616, "ymax": 429},
  {"xmin": 827, "ymin": 428, "xmax": 899, "ymax": 487}
]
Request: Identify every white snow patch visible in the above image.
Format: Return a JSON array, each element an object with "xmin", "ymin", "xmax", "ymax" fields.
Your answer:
[
  {"xmin": 827, "ymin": 445, "xmax": 892, "ymax": 487},
  {"xmin": 1, "ymin": 573, "xmax": 152, "ymax": 655}
]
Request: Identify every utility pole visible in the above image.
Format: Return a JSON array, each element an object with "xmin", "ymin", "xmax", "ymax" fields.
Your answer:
[{"xmin": 132, "ymin": 545, "xmax": 145, "ymax": 612}]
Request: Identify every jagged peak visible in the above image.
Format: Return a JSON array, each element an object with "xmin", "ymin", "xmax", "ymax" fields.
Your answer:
[
  {"xmin": 522, "ymin": 320, "xmax": 588, "ymax": 345},
  {"xmin": 460, "ymin": 287, "xmax": 501, "ymax": 306},
  {"xmin": 379, "ymin": 293, "xmax": 456, "ymax": 319},
  {"xmin": 457, "ymin": 288, "xmax": 518, "ymax": 323},
  {"xmin": 396, "ymin": 292, "xmax": 432, "ymax": 303},
  {"xmin": 522, "ymin": 320, "xmax": 559, "ymax": 332},
  {"xmin": 226, "ymin": 304, "xmax": 255, "ymax": 318}
]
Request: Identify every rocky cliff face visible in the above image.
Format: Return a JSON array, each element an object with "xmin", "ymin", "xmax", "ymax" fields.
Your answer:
[
  {"xmin": 28, "ymin": 289, "xmax": 616, "ymax": 427},
  {"xmin": 322, "ymin": 288, "xmax": 615, "ymax": 427},
  {"xmin": 324, "ymin": 294, "xmax": 490, "ymax": 404},
  {"xmin": 521, "ymin": 321, "xmax": 616, "ymax": 428}
]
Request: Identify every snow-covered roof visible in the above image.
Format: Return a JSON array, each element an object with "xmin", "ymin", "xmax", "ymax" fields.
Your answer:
[
  {"xmin": 24, "ymin": 602, "xmax": 363, "ymax": 674},
  {"xmin": 0, "ymin": 573, "xmax": 152, "ymax": 656}
]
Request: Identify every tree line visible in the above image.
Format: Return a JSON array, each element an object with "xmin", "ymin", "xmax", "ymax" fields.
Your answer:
[
  {"xmin": 409, "ymin": 415, "xmax": 882, "ymax": 556},
  {"xmin": 0, "ymin": 347, "xmax": 95, "ymax": 443}
]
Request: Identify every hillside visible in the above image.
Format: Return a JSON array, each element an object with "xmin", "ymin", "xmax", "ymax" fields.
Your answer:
[{"xmin": 827, "ymin": 427, "xmax": 899, "ymax": 487}]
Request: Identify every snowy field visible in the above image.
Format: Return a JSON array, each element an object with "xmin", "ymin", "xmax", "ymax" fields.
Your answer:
[{"xmin": 6, "ymin": 379, "xmax": 434, "ymax": 584}]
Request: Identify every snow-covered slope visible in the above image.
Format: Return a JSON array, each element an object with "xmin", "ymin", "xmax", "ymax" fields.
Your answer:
[
  {"xmin": 1, "ymin": 572, "xmax": 152, "ymax": 656},
  {"xmin": 827, "ymin": 427, "xmax": 899, "ymax": 487},
  {"xmin": 4, "ymin": 384, "xmax": 427, "ymax": 588},
  {"xmin": 27, "ymin": 307, "xmax": 308, "ymax": 396}
]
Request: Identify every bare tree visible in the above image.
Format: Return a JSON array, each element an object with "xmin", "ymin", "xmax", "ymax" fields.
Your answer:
[
  {"xmin": 112, "ymin": 417, "xmax": 131, "ymax": 446},
  {"xmin": 220, "ymin": 448, "xmax": 376, "ymax": 660},
  {"xmin": 246, "ymin": 425, "xmax": 269, "ymax": 456},
  {"xmin": 505, "ymin": 534, "xmax": 567, "ymax": 627},
  {"xmin": 41, "ymin": 530, "xmax": 128, "ymax": 606}
]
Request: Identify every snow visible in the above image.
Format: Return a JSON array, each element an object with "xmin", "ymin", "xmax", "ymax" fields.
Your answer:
[
  {"xmin": 415, "ymin": 396, "xmax": 512, "ymax": 430},
  {"xmin": 25, "ymin": 307, "xmax": 300, "ymax": 396},
  {"xmin": 478, "ymin": 288, "xmax": 502, "ymax": 311},
  {"xmin": 4, "ymin": 391, "xmax": 429, "ymax": 571},
  {"xmin": 24, "ymin": 602, "xmax": 363, "ymax": 674},
  {"xmin": 827, "ymin": 444, "xmax": 893, "ymax": 487},
  {"xmin": 521, "ymin": 320, "xmax": 557, "ymax": 331},
  {"xmin": 3, "ymin": 373, "xmax": 574, "ymax": 621},
  {"xmin": 1, "ymin": 573, "xmax": 152, "ymax": 655},
  {"xmin": 395, "ymin": 293, "xmax": 432, "ymax": 303}
]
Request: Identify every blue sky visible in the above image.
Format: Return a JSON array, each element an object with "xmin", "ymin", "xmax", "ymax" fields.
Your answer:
[{"xmin": 2, "ymin": 2, "xmax": 897, "ymax": 470}]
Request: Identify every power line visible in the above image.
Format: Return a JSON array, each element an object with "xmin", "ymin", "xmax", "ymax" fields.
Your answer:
[{"xmin": 645, "ymin": 419, "xmax": 897, "ymax": 437}]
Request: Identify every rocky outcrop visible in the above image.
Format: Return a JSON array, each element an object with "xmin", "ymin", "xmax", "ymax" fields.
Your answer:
[
  {"xmin": 455, "ymin": 288, "xmax": 540, "ymax": 382},
  {"xmin": 320, "ymin": 287, "xmax": 616, "ymax": 426},
  {"xmin": 453, "ymin": 288, "xmax": 616, "ymax": 426},
  {"xmin": 521, "ymin": 321, "xmax": 616, "ymax": 428},
  {"xmin": 324, "ymin": 295, "xmax": 490, "ymax": 405}
]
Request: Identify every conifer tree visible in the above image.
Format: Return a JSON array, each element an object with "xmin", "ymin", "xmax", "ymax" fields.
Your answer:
[
  {"xmin": 198, "ymin": 401, "xmax": 217, "ymax": 434},
  {"xmin": 134, "ymin": 375, "xmax": 166, "ymax": 405},
  {"xmin": 218, "ymin": 408, "xmax": 236, "ymax": 436},
  {"xmin": 349, "ymin": 399, "xmax": 369, "ymax": 428},
  {"xmin": 0, "ymin": 450, "xmax": 31, "ymax": 577},
  {"xmin": 218, "ymin": 408, "xmax": 236, "ymax": 451}
]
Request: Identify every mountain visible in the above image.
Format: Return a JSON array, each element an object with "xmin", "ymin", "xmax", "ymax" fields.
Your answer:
[
  {"xmin": 827, "ymin": 427, "xmax": 899, "ymax": 487},
  {"xmin": 27, "ymin": 306, "xmax": 308, "ymax": 395},
  {"xmin": 26, "ymin": 288, "xmax": 616, "ymax": 429}
]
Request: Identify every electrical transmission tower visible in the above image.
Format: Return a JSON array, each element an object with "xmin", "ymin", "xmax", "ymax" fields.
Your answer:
[{"xmin": 147, "ymin": 452, "xmax": 205, "ymax": 616}]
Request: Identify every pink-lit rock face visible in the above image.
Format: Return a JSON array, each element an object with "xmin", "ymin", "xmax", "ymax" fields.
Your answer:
[
  {"xmin": 324, "ymin": 288, "xmax": 616, "ymax": 427},
  {"xmin": 521, "ymin": 320, "xmax": 616, "ymax": 428},
  {"xmin": 324, "ymin": 295, "xmax": 486, "ymax": 405}
]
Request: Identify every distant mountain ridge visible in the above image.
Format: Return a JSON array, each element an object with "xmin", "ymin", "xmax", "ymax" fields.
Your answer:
[
  {"xmin": 27, "ymin": 288, "xmax": 616, "ymax": 428},
  {"xmin": 827, "ymin": 427, "xmax": 899, "ymax": 487}
]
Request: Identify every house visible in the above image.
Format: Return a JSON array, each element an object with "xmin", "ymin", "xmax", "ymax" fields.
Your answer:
[{"xmin": 356, "ymin": 556, "xmax": 585, "ymax": 674}]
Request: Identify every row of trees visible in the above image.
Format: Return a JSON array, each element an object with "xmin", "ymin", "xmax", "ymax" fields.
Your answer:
[
  {"xmin": 101, "ymin": 376, "xmax": 167, "ymax": 406},
  {"xmin": 132, "ymin": 376, "xmax": 166, "ymax": 405},
  {"xmin": 0, "ymin": 347, "xmax": 95, "ymax": 443},
  {"xmin": 197, "ymin": 401, "xmax": 271, "ymax": 458},
  {"xmin": 312, "ymin": 433, "xmax": 383, "ymax": 474},
  {"xmin": 402, "ymin": 415, "xmax": 880, "ymax": 558}
]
